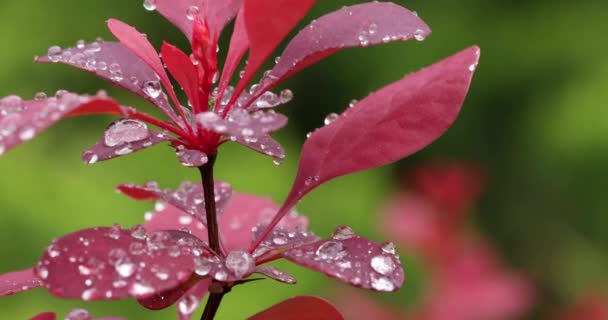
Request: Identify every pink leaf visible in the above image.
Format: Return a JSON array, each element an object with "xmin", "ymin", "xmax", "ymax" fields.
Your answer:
[
  {"xmin": 234, "ymin": 0, "xmax": 315, "ymax": 100},
  {"xmin": 254, "ymin": 266, "xmax": 296, "ymax": 285},
  {"xmin": 36, "ymin": 41, "xmax": 178, "ymax": 121},
  {"xmin": 283, "ymin": 227, "xmax": 404, "ymax": 292},
  {"xmin": 117, "ymin": 180, "xmax": 232, "ymax": 225},
  {"xmin": 154, "ymin": 0, "xmax": 243, "ymax": 40},
  {"xmin": 281, "ymin": 46, "xmax": 480, "ymax": 217},
  {"xmin": 254, "ymin": 2, "xmax": 431, "ymax": 100},
  {"xmin": 35, "ymin": 227, "xmax": 200, "ymax": 300},
  {"xmin": 106, "ymin": 19, "xmax": 183, "ymax": 120},
  {"xmin": 161, "ymin": 42, "xmax": 201, "ymax": 112},
  {"xmin": 0, "ymin": 268, "xmax": 42, "ymax": 297},
  {"xmin": 82, "ymin": 121, "xmax": 172, "ymax": 164},
  {"xmin": 0, "ymin": 92, "xmax": 124, "ymax": 156},
  {"xmin": 248, "ymin": 296, "xmax": 344, "ymax": 320}
]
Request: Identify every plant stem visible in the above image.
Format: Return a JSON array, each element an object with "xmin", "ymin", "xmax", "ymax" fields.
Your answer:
[
  {"xmin": 200, "ymin": 284, "xmax": 227, "ymax": 320},
  {"xmin": 199, "ymin": 153, "xmax": 221, "ymax": 255}
]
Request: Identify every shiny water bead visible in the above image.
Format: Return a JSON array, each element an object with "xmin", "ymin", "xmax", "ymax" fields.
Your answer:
[
  {"xmin": 176, "ymin": 148, "xmax": 208, "ymax": 167},
  {"xmin": 108, "ymin": 63, "xmax": 123, "ymax": 82},
  {"xmin": 186, "ymin": 5, "xmax": 199, "ymax": 20},
  {"xmin": 332, "ymin": 226, "xmax": 355, "ymax": 240},
  {"xmin": 131, "ymin": 225, "xmax": 147, "ymax": 240},
  {"xmin": 414, "ymin": 28, "xmax": 426, "ymax": 41},
  {"xmin": 381, "ymin": 241, "xmax": 396, "ymax": 254},
  {"xmin": 76, "ymin": 39, "xmax": 86, "ymax": 49},
  {"xmin": 18, "ymin": 127, "xmax": 35, "ymax": 141},
  {"xmin": 47, "ymin": 46, "xmax": 62, "ymax": 62},
  {"xmin": 104, "ymin": 119, "xmax": 150, "ymax": 147},
  {"xmin": 279, "ymin": 89, "xmax": 293, "ymax": 103},
  {"xmin": 370, "ymin": 255, "xmax": 396, "ymax": 275},
  {"xmin": 370, "ymin": 274, "xmax": 395, "ymax": 292},
  {"xmin": 225, "ymin": 250, "xmax": 255, "ymax": 279},
  {"xmin": 358, "ymin": 31, "xmax": 370, "ymax": 46},
  {"xmin": 142, "ymin": 80, "xmax": 162, "ymax": 99},
  {"xmin": 368, "ymin": 23, "xmax": 378, "ymax": 35},
  {"xmin": 178, "ymin": 294, "xmax": 199, "ymax": 315},
  {"xmin": 65, "ymin": 308, "xmax": 92, "ymax": 320},
  {"xmin": 115, "ymin": 257, "xmax": 136, "ymax": 278},
  {"xmin": 143, "ymin": 0, "xmax": 156, "ymax": 11},
  {"xmin": 316, "ymin": 241, "xmax": 346, "ymax": 260},
  {"xmin": 324, "ymin": 113, "xmax": 339, "ymax": 125},
  {"xmin": 34, "ymin": 92, "xmax": 47, "ymax": 100},
  {"xmin": 194, "ymin": 257, "xmax": 212, "ymax": 276}
]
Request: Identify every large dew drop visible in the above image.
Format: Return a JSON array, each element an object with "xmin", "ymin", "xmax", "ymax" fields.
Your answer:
[
  {"xmin": 178, "ymin": 294, "xmax": 199, "ymax": 315},
  {"xmin": 104, "ymin": 119, "xmax": 150, "ymax": 147},
  {"xmin": 225, "ymin": 250, "xmax": 255, "ymax": 279},
  {"xmin": 143, "ymin": 0, "xmax": 157, "ymax": 11},
  {"xmin": 142, "ymin": 80, "xmax": 162, "ymax": 99},
  {"xmin": 315, "ymin": 241, "xmax": 346, "ymax": 260},
  {"xmin": 370, "ymin": 255, "xmax": 396, "ymax": 275},
  {"xmin": 65, "ymin": 308, "xmax": 92, "ymax": 320}
]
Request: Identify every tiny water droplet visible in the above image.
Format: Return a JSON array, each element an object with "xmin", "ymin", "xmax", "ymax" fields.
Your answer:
[
  {"xmin": 316, "ymin": 241, "xmax": 346, "ymax": 260},
  {"xmin": 143, "ymin": 80, "xmax": 162, "ymax": 99},
  {"xmin": 332, "ymin": 226, "xmax": 355, "ymax": 240},
  {"xmin": 47, "ymin": 46, "xmax": 62, "ymax": 62},
  {"xmin": 279, "ymin": 89, "xmax": 293, "ymax": 103},
  {"xmin": 370, "ymin": 274, "xmax": 395, "ymax": 291},
  {"xmin": 186, "ymin": 5, "xmax": 199, "ymax": 20},
  {"xmin": 65, "ymin": 308, "xmax": 92, "ymax": 320},
  {"xmin": 324, "ymin": 113, "xmax": 339, "ymax": 125},
  {"xmin": 414, "ymin": 29, "xmax": 426, "ymax": 41},
  {"xmin": 178, "ymin": 294, "xmax": 199, "ymax": 315},
  {"xmin": 143, "ymin": 0, "xmax": 157, "ymax": 11}
]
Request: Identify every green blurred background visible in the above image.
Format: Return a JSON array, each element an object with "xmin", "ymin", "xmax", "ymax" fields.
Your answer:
[{"xmin": 1, "ymin": 0, "xmax": 607, "ymax": 319}]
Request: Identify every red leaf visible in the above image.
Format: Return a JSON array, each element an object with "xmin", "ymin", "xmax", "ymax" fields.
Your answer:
[
  {"xmin": 0, "ymin": 268, "xmax": 42, "ymax": 297},
  {"xmin": 36, "ymin": 41, "xmax": 178, "ymax": 122},
  {"xmin": 29, "ymin": 312, "xmax": 56, "ymax": 320},
  {"xmin": 161, "ymin": 42, "xmax": 201, "ymax": 112},
  {"xmin": 35, "ymin": 227, "xmax": 200, "ymax": 301},
  {"xmin": 0, "ymin": 92, "xmax": 124, "ymax": 156},
  {"xmin": 154, "ymin": 0, "xmax": 242, "ymax": 40},
  {"xmin": 248, "ymin": 296, "xmax": 344, "ymax": 320},
  {"xmin": 217, "ymin": 8, "xmax": 248, "ymax": 99},
  {"xmin": 233, "ymin": 0, "xmax": 315, "ymax": 100},
  {"xmin": 106, "ymin": 19, "xmax": 183, "ymax": 119},
  {"xmin": 281, "ymin": 46, "xmax": 480, "ymax": 218},
  {"xmin": 283, "ymin": 227, "xmax": 404, "ymax": 292},
  {"xmin": 252, "ymin": 2, "xmax": 430, "ymax": 102},
  {"xmin": 254, "ymin": 266, "xmax": 296, "ymax": 285}
]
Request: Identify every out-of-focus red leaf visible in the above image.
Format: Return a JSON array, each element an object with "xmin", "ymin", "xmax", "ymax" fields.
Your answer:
[
  {"xmin": 36, "ymin": 41, "xmax": 178, "ymax": 121},
  {"xmin": 29, "ymin": 312, "xmax": 55, "ymax": 320},
  {"xmin": 283, "ymin": 227, "xmax": 404, "ymax": 292},
  {"xmin": 254, "ymin": 2, "xmax": 430, "ymax": 101},
  {"xmin": 234, "ymin": 0, "xmax": 315, "ymax": 100},
  {"xmin": 0, "ymin": 92, "xmax": 124, "ymax": 156},
  {"xmin": 248, "ymin": 296, "xmax": 344, "ymax": 320},
  {"xmin": 0, "ymin": 268, "xmax": 42, "ymax": 297},
  {"xmin": 35, "ymin": 227, "xmax": 201, "ymax": 301},
  {"xmin": 154, "ymin": 0, "xmax": 242, "ymax": 40},
  {"xmin": 279, "ymin": 46, "xmax": 480, "ymax": 219},
  {"xmin": 217, "ymin": 8, "xmax": 248, "ymax": 99}
]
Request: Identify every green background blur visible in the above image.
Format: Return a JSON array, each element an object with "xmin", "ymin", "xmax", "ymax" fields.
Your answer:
[{"xmin": 1, "ymin": 0, "xmax": 607, "ymax": 319}]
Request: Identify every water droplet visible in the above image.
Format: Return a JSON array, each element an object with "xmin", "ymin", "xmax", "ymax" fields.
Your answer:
[
  {"xmin": 194, "ymin": 257, "xmax": 212, "ymax": 276},
  {"xmin": 65, "ymin": 308, "xmax": 92, "ymax": 320},
  {"xmin": 469, "ymin": 63, "xmax": 477, "ymax": 72},
  {"xmin": 96, "ymin": 61, "xmax": 108, "ymax": 71},
  {"xmin": 76, "ymin": 40, "xmax": 86, "ymax": 49},
  {"xmin": 115, "ymin": 258, "xmax": 136, "ymax": 278},
  {"xmin": 47, "ymin": 244, "xmax": 61, "ymax": 258},
  {"xmin": 272, "ymin": 157, "xmax": 284, "ymax": 166},
  {"xmin": 130, "ymin": 282, "xmax": 155, "ymax": 296},
  {"xmin": 316, "ymin": 241, "xmax": 346, "ymax": 260},
  {"xmin": 324, "ymin": 113, "xmax": 339, "ymax": 125},
  {"xmin": 47, "ymin": 46, "xmax": 62, "ymax": 62},
  {"xmin": 38, "ymin": 267, "xmax": 49, "ymax": 279},
  {"xmin": 34, "ymin": 92, "xmax": 47, "ymax": 100},
  {"xmin": 107, "ymin": 224, "xmax": 121, "ymax": 240},
  {"xmin": 83, "ymin": 151, "xmax": 98, "ymax": 165},
  {"xmin": 129, "ymin": 242, "xmax": 146, "ymax": 255},
  {"xmin": 178, "ymin": 294, "xmax": 199, "ymax": 315},
  {"xmin": 104, "ymin": 119, "xmax": 150, "ymax": 147},
  {"xmin": 381, "ymin": 241, "xmax": 396, "ymax": 254},
  {"xmin": 368, "ymin": 23, "xmax": 378, "ymax": 35},
  {"xmin": 370, "ymin": 255, "xmax": 396, "ymax": 275},
  {"xmin": 131, "ymin": 224, "xmax": 147, "ymax": 240},
  {"xmin": 225, "ymin": 250, "xmax": 255, "ymax": 279},
  {"xmin": 370, "ymin": 274, "xmax": 395, "ymax": 291},
  {"xmin": 272, "ymin": 237, "xmax": 288, "ymax": 245},
  {"xmin": 358, "ymin": 31, "xmax": 370, "ymax": 46},
  {"xmin": 280, "ymin": 89, "xmax": 293, "ymax": 103},
  {"xmin": 349, "ymin": 99, "xmax": 358, "ymax": 108},
  {"xmin": 81, "ymin": 288, "xmax": 99, "ymax": 300},
  {"xmin": 18, "ymin": 128, "xmax": 35, "ymax": 141},
  {"xmin": 109, "ymin": 63, "xmax": 123, "ymax": 81},
  {"xmin": 142, "ymin": 80, "xmax": 162, "ymax": 99},
  {"xmin": 143, "ymin": 0, "xmax": 157, "ymax": 11},
  {"xmin": 186, "ymin": 5, "xmax": 199, "ymax": 20},
  {"xmin": 414, "ymin": 29, "xmax": 426, "ymax": 41},
  {"xmin": 176, "ymin": 148, "xmax": 208, "ymax": 167},
  {"xmin": 332, "ymin": 226, "xmax": 355, "ymax": 240}
]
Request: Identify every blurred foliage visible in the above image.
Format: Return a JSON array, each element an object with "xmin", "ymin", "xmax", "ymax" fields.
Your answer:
[{"xmin": 1, "ymin": 0, "xmax": 607, "ymax": 319}]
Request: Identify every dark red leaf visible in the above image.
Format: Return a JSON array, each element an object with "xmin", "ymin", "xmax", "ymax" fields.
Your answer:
[
  {"xmin": 217, "ymin": 8, "xmax": 248, "ymax": 100},
  {"xmin": 254, "ymin": 266, "xmax": 296, "ymax": 285},
  {"xmin": 82, "ymin": 120, "xmax": 172, "ymax": 164},
  {"xmin": 265, "ymin": 2, "xmax": 430, "ymax": 90},
  {"xmin": 29, "ymin": 312, "xmax": 55, "ymax": 320},
  {"xmin": 0, "ymin": 92, "xmax": 124, "ymax": 156},
  {"xmin": 154, "ymin": 0, "xmax": 243, "ymax": 40},
  {"xmin": 36, "ymin": 41, "xmax": 178, "ymax": 121},
  {"xmin": 234, "ymin": 0, "xmax": 315, "ymax": 100},
  {"xmin": 248, "ymin": 296, "xmax": 344, "ymax": 320},
  {"xmin": 161, "ymin": 42, "xmax": 201, "ymax": 112},
  {"xmin": 35, "ymin": 227, "xmax": 199, "ymax": 300},
  {"xmin": 283, "ymin": 226, "xmax": 404, "ymax": 292},
  {"xmin": 279, "ymin": 46, "xmax": 480, "ymax": 220},
  {"xmin": 0, "ymin": 268, "xmax": 42, "ymax": 297},
  {"xmin": 117, "ymin": 180, "xmax": 232, "ymax": 225}
]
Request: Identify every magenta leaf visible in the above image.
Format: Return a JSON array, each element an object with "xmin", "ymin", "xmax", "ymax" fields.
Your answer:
[
  {"xmin": 234, "ymin": 0, "xmax": 315, "ymax": 100},
  {"xmin": 0, "ymin": 268, "xmax": 42, "ymax": 297},
  {"xmin": 144, "ymin": 203, "xmax": 208, "ymax": 243},
  {"xmin": 82, "ymin": 120, "xmax": 172, "ymax": 164},
  {"xmin": 154, "ymin": 0, "xmax": 243, "ymax": 40},
  {"xmin": 35, "ymin": 227, "xmax": 200, "ymax": 300},
  {"xmin": 281, "ymin": 46, "xmax": 480, "ymax": 214},
  {"xmin": 117, "ymin": 180, "xmax": 232, "ymax": 225},
  {"xmin": 36, "ymin": 41, "xmax": 177, "ymax": 121},
  {"xmin": 254, "ymin": 266, "xmax": 296, "ymax": 285},
  {"xmin": 217, "ymin": 8, "xmax": 248, "ymax": 98},
  {"xmin": 252, "ymin": 227, "xmax": 319, "ymax": 259},
  {"xmin": 161, "ymin": 42, "xmax": 201, "ymax": 112},
  {"xmin": 264, "ymin": 2, "xmax": 431, "ymax": 91},
  {"xmin": 31, "ymin": 310, "xmax": 125, "ymax": 320},
  {"xmin": 248, "ymin": 296, "xmax": 344, "ymax": 320},
  {"xmin": 0, "ymin": 91, "xmax": 124, "ymax": 156},
  {"xmin": 29, "ymin": 312, "xmax": 56, "ymax": 320},
  {"xmin": 283, "ymin": 226, "xmax": 404, "ymax": 292}
]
